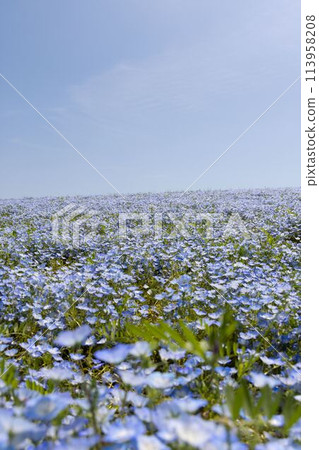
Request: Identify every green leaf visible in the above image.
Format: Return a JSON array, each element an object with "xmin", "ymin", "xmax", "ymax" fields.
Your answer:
[
  {"xmin": 283, "ymin": 395, "xmax": 301, "ymax": 430},
  {"xmin": 225, "ymin": 385, "xmax": 244, "ymax": 420},
  {"xmin": 157, "ymin": 321, "xmax": 186, "ymax": 348},
  {"xmin": 241, "ymin": 381, "xmax": 257, "ymax": 419}
]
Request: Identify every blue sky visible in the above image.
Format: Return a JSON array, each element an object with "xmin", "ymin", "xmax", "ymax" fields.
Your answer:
[{"xmin": 0, "ymin": 1, "xmax": 300, "ymax": 199}]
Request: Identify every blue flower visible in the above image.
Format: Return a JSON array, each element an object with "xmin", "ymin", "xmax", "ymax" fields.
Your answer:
[
  {"xmin": 137, "ymin": 434, "xmax": 169, "ymax": 450},
  {"xmin": 39, "ymin": 367, "xmax": 75, "ymax": 381},
  {"xmin": 104, "ymin": 415, "xmax": 146, "ymax": 444},
  {"xmin": 239, "ymin": 331, "xmax": 258, "ymax": 340},
  {"xmin": 25, "ymin": 393, "xmax": 70, "ymax": 421},
  {"xmin": 260, "ymin": 355, "xmax": 285, "ymax": 366},
  {"xmin": 215, "ymin": 366, "xmax": 237, "ymax": 377},
  {"xmin": 129, "ymin": 341, "xmax": 151, "ymax": 358},
  {"xmin": 269, "ymin": 415, "xmax": 284, "ymax": 427},
  {"xmin": 95, "ymin": 344, "xmax": 132, "ymax": 364},
  {"xmin": 118, "ymin": 370, "xmax": 148, "ymax": 387},
  {"xmin": 159, "ymin": 348, "xmax": 185, "ymax": 361},
  {"xmin": 173, "ymin": 397, "xmax": 208, "ymax": 413},
  {"xmin": 55, "ymin": 325, "xmax": 92, "ymax": 347},
  {"xmin": 69, "ymin": 352, "xmax": 85, "ymax": 361},
  {"xmin": 160, "ymin": 413, "xmax": 220, "ymax": 447},
  {"xmin": 249, "ymin": 372, "xmax": 279, "ymax": 388},
  {"xmin": 146, "ymin": 372, "xmax": 175, "ymax": 389},
  {"xmin": 0, "ymin": 409, "xmax": 46, "ymax": 446}
]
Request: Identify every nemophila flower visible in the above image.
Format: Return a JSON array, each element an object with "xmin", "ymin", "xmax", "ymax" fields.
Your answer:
[
  {"xmin": 105, "ymin": 387, "xmax": 126, "ymax": 407},
  {"xmin": 87, "ymin": 316, "xmax": 97, "ymax": 324},
  {"xmin": 129, "ymin": 341, "xmax": 151, "ymax": 357},
  {"xmin": 176, "ymin": 367, "xmax": 202, "ymax": 385},
  {"xmin": 172, "ymin": 274, "xmax": 192, "ymax": 291},
  {"xmin": 25, "ymin": 393, "xmax": 70, "ymax": 421},
  {"xmin": 208, "ymin": 311, "xmax": 222, "ymax": 320},
  {"xmin": 53, "ymin": 436, "xmax": 100, "ymax": 450},
  {"xmin": 162, "ymin": 413, "xmax": 221, "ymax": 447},
  {"xmin": 0, "ymin": 190, "xmax": 300, "ymax": 447},
  {"xmin": 172, "ymin": 397, "xmax": 207, "ymax": 413},
  {"xmin": 39, "ymin": 367, "xmax": 75, "ymax": 381},
  {"xmin": 58, "ymin": 416, "xmax": 88, "ymax": 437},
  {"xmin": 118, "ymin": 370, "xmax": 148, "ymax": 387},
  {"xmin": 134, "ymin": 407, "xmax": 152, "ymax": 423},
  {"xmin": 91, "ymin": 360, "xmax": 105, "ymax": 370},
  {"xmin": 289, "ymin": 420, "xmax": 301, "ymax": 442},
  {"xmin": 193, "ymin": 307, "xmax": 206, "ymax": 317},
  {"xmin": 70, "ymin": 353, "xmax": 85, "ymax": 361},
  {"xmin": 107, "ymin": 387, "xmax": 148, "ymax": 408},
  {"xmin": 83, "ymin": 335, "xmax": 96, "ymax": 346},
  {"xmin": 255, "ymin": 437, "xmax": 296, "ymax": 449},
  {"xmin": 218, "ymin": 357, "xmax": 231, "ymax": 365},
  {"xmin": 4, "ymin": 348, "xmax": 18, "ymax": 357},
  {"xmin": 278, "ymin": 371, "xmax": 301, "ymax": 387},
  {"xmin": 74, "ymin": 398, "xmax": 90, "ymax": 411},
  {"xmin": 212, "ymin": 403, "xmax": 232, "ymax": 419},
  {"xmin": 117, "ymin": 361, "xmax": 132, "ymax": 370},
  {"xmin": 215, "ymin": 366, "xmax": 237, "ymax": 377},
  {"xmin": 259, "ymin": 312, "xmax": 275, "ymax": 321},
  {"xmin": 159, "ymin": 348, "xmax": 185, "ymax": 361},
  {"xmin": 103, "ymin": 415, "xmax": 146, "ymax": 444},
  {"xmin": 163, "ymin": 304, "xmax": 178, "ymax": 313},
  {"xmin": 0, "ymin": 409, "xmax": 46, "ymax": 447},
  {"xmin": 126, "ymin": 392, "xmax": 149, "ymax": 408},
  {"xmin": 20, "ymin": 336, "xmax": 40, "ymax": 351},
  {"xmin": 0, "ymin": 379, "xmax": 7, "ymax": 394},
  {"xmin": 94, "ymin": 406, "xmax": 115, "ymax": 425},
  {"xmin": 55, "ymin": 325, "xmax": 92, "ymax": 347},
  {"xmin": 70, "ymin": 372, "xmax": 86, "ymax": 385},
  {"xmin": 269, "ymin": 415, "xmax": 285, "ymax": 427},
  {"xmin": 0, "ymin": 336, "xmax": 12, "ymax": 345},
  {"xmin": 260, "ymin": 355, "xmax": 285, "ymax": 366},
  {"xmin": 239, "ymin": 331, "xmax": 258, "ymax": 340},
  {"xmin": 146, "ymin": 372, "xmax": 175, "ymax": 389},
  {"xmin": 47, "ymin": 346, "xmax": 63, "ymax": 361},
  {"xmin": 246, "ymin": 348, "xmax": 259, "ymax": 357},
  {"xmin": 95, "ymin": 344, "xmax": 132, "ymax": 364},
  {"xmin": 184, "ymin": 354, "xmax": 202, "ymax": 367},
  {"xmin": 136, "ymin": 434, "xmax": 169, "ymax": 450},
  {"xmin": 174, "ymin": 365, "xmax": 190, "ymax": 376},
  {"xmin": 249, "ymin": 372, "xmax": 279, "ymax": 388},
  {"xmin": 16, "ymin": 386, "xmax": 44, "ymax": 402}
]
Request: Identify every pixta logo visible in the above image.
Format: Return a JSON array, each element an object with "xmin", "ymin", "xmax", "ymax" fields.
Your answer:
[{"xmin": 52, "ymin": 204, "xmax": 98, "ymax": 248}]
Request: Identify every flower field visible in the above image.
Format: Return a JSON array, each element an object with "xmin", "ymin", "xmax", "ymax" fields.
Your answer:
[{"xmin": 0, "ymin": 188, "xmax": 301, "ymax": 449}]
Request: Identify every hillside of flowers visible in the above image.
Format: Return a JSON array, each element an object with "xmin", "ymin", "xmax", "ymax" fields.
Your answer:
[{"xmin": 0, "ymin": 188, "xmax": 300, "ymax": 449}]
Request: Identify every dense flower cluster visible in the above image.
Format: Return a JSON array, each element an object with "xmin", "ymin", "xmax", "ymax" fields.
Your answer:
[{"xmin": 0, "ymin": 189, "xmax": 300, "ymax": 449}]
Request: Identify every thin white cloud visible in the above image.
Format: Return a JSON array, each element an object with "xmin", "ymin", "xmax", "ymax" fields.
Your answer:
[{"xmin": 69, "ymin": 44, "xmax": 275, "ymax": 123}]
